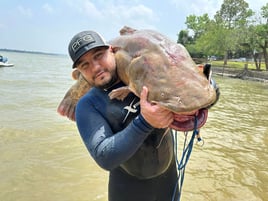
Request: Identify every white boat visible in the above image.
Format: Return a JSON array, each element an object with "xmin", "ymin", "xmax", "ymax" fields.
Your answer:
[
  {"xmin": 0, "ymin": 61, "xmax": 14, "ymax": 67},
  {"xmin": 0, "ymin": 55, "xmax": 14, "ymax": 67}
]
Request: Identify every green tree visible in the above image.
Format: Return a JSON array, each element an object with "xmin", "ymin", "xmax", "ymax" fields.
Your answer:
[
  {"xmin": 181, "ymin": 0, "xmax": 253, "ymax": 64},
  {"xmin": 179, "ymin": 0, "xmax": 268, "ymax": 71},
  {"xmin": 185, "ymin": 14, "xmax": 211, "ymax": 40},
  {"xmin": 245, "ymin": 3, "xmax": 268, "ymax": 70},
  {"xmin": 259, "ymin": 3, "xmax": 268, "ymax": 70},
  {"xmin": 214, "ymin": 0, "xmax": 253, "ymax": 64},
  {"xmin": 215, "ymin": 0, "xmax": 253, "ymax": 29},
  {"xmin": 194, "ymin": 21, "xmax": 230, "ymax": 57},
  {"xmin": 183, "ymin": 14, "xmax": 212, "ymax": 60},
  {"xmin": 177, "ymin": 30, "xmax": 191, "ymax": 46}
]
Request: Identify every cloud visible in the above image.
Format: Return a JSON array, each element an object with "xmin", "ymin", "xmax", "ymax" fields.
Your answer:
[
  {"xmin": 102, "ymin": 4, "xmax": 156, "ymax": 27},
  {"xmin": 83, "ymin": 0, "xmax": 103, "ymax": 18},
  {"xmin": 190, "ymin": 0, "xmax": 221, "ymax": 17},
  {"xmin": 63, "ymin": 0, "xmax": 157, "ymax": 31},
  {"xmin": 0, "ymin": 23, "xmax": 5, "ymax": 30},
  {"xmin": 247, "ymin": 0, "xmax": 267, "ymax": 12},
  {"xmin": 42, "ymin": 3, "xmax": 54, "ymax": 14},
  {"xmin": 17, "ymin": 6, "xmax": 33, "ymax": 17},
  {"xmin": 64, "ymin": 0, "xmax": 102, "ymax": 17},
  {"xmin": 65, "ymin": 0, "xmax": 155, "ymax": 21},
  {"xmin": 171, "ymin": 0, "xmax": 267, "ymax": 17},
  {"xmin": 112, "ymin": 4, "xmax": 154, "ymax": 19},
  {"xmin": 170, "ymin": 0, "xmax": 221, "ymax": 18}
]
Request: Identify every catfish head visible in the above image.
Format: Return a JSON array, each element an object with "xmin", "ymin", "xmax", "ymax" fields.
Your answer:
[{"xmin": 110, "ymin": 45, "xmax": 219, "ymax": 131}]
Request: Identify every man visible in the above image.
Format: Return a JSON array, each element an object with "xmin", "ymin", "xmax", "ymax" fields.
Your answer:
[{"xmin": 68, "ymin": 30, "xmax": 178, "ymax": 201}]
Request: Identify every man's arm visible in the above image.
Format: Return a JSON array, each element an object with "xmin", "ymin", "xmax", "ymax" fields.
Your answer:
[{"xmin": 75, "ymin": 86, "xmax": 172, "ymax": 171}]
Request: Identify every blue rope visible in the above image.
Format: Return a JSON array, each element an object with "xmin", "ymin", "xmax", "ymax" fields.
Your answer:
[{"xmin": 172, "ymin": 116, "xmax": 199, "ymax": 201}]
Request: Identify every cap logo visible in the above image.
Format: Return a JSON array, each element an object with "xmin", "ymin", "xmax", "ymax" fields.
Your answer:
[{"xmin": 71, "ymin": 34, "xmax": 95, "ymax": 53}]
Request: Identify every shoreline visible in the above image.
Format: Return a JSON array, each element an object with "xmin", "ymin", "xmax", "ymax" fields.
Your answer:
[{"xmin": 211, "ymin": 66, "xmax": 268, "ymax": 83}]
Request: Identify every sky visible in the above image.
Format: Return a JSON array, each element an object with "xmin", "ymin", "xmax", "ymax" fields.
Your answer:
[{"xmin": 0, "ymin": 0, "xmax": 266, "ymax": 54}]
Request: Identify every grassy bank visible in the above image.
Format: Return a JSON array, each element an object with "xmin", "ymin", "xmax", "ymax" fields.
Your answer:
[
  {"xmin": 210, "ymin": 60, "xmax": 266, "ymax": 71},
  {"xmin": 210, "ymin": 61, "xmax": 268, "ymax": 82}
]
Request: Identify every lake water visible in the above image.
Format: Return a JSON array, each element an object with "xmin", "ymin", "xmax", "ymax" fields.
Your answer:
[{"xmin": 0, "ymin": 51, "xmax": 267, "ymax": 201}]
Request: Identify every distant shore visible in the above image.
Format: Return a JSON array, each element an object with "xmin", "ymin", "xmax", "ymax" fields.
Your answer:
[
  {"xmin": 212, "ymin": 66, "xmax": 268, "ymax": 83},
  {"xmin": 0, "ymin": 49, "xmax": 65, "ymax": 56}
]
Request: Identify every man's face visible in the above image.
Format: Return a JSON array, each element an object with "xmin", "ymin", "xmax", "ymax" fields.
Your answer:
[{"xmin": 76, "ymin": 46, "xmax": 117, "ymax": 89}]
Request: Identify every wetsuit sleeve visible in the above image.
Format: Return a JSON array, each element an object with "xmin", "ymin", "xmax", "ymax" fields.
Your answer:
[{"xmin": 75, "ymin": 97, "xmax": 154, "ymax": 171}]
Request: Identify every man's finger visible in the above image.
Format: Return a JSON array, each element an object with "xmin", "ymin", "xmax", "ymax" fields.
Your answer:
[{"xmin": 140, "ymin": 86, "xmax": 148, "ymax": 104}]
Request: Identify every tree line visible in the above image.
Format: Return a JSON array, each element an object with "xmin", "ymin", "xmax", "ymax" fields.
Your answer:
[{"xmin": 177, "ymin": 0, "xmax": 268, "ymax": 71}]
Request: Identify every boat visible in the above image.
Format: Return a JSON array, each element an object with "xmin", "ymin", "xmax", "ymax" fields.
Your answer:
[
  {"xmin": 0, "ymin": 61, "xmax": 14, "ymax": 67},
  {"xmin": 0, "ymin": 55, "xmax": 14, "ymax": 67}
]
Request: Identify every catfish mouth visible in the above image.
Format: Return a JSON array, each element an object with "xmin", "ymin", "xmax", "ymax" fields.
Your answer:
[{"xmin": 170, "ymin": 109, "xmax": 208, "ymax": 131}]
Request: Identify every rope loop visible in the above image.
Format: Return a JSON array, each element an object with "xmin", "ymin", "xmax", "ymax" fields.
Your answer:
[{"xmin": 172, "ymin": 115, "xmax": 200, "ymax": 201}]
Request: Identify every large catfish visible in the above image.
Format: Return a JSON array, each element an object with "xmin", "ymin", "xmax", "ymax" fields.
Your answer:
[{"xmin": 57, "ymin": 26, "xmax": 219, "ymax": 131}]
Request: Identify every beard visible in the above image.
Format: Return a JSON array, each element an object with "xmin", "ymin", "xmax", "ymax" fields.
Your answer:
[{"xmin": 95, "ymin": 69, "xmax": 119, "ymax": 90}]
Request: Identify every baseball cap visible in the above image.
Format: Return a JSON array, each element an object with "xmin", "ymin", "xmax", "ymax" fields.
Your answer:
[{"xmin": 68, "ymin": 30, "xmax": 109, "ymax": 68}]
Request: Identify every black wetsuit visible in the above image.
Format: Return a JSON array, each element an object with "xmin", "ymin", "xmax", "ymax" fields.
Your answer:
[{"xmin": 76, "ymin": 81, "xmax": 178, "ymax": 201}]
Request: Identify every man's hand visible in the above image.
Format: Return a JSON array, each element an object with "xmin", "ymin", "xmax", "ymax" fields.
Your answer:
[{"xmin": 140, "ymin": 86, "xmax": 173, "ymax": 128}]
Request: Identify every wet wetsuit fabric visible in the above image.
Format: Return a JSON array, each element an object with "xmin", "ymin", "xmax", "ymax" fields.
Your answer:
[{"xmin": 75, "ymin": 81, "xmax": 178, "ymax": 201}]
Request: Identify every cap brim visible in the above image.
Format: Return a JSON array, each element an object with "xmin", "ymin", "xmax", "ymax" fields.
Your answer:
[{"xmin": 72, "ymin": 44, "xmax": 109, "ymax": 68}]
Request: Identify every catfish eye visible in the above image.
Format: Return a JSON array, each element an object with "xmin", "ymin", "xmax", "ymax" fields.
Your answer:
[{"xmin": 203, "ymin": 63, "xmax": 212, "ymax": 81}]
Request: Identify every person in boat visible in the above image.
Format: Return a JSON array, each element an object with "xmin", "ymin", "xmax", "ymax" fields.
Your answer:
[
  {"xmin": 0, "ymin": 55, "xmax": 8, "ymax": 63},
  {"xmin": 68, "ymin": 30, "xmax": 179, "ymax": 201}
]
